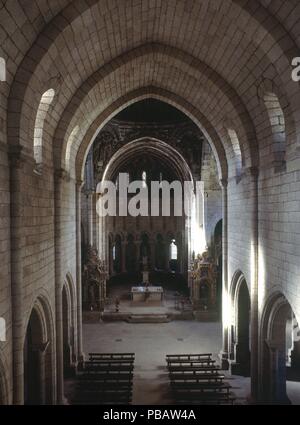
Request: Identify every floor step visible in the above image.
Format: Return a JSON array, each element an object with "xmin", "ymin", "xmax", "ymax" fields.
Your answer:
[{"xmin": 126, "ymin": 314, "xmax": 171, "ymax": 323}]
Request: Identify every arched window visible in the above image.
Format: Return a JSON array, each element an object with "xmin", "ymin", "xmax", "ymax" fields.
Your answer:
[
  {"xmin": 0, "ymin": 317, "xmax": 5, "ymax": 342},
  {"xmin": 170, "ymin": 240, "xmax": 178, "ymax": 260},
  {"xmin": 33, "ymin": 89, "xmax": 55, "ymax": 168},
  {"xmin": 65, "ymin": 125, "xmax": 79, "ymax": 172},
  {"xmin": 263, "ymin": 92, "xmax": 286, "ymax": 171},
  {"xmin": 0, "ymin": 57, "xmax": 6, "ymax": 82},
  {"xmin": 227, "ymin": 128, "xmax": 242, "ymax": 178},
  {"xmin": 112, "ymin": 245, "xmax": 116, "ymax": 261}
]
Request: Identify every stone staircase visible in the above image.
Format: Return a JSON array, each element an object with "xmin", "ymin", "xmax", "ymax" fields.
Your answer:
[{"xmin": 126, "ymin": 313, "xmax": 171, "ymax": 323}]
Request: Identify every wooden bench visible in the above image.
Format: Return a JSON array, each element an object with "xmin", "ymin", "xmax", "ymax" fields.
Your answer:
[
  {"xmin": 85, "ymin": 359, "xmax": 135, "ymax": 367},
  {"xmin": 79, "ymin": 373, "xmax": 133, "ymax": 382},
  {"xmin": 88, "ymin": 358, "xmax": 135, "ymax": 364},
  {"xmin": 77, "ymin": 381, "xmax": 133, "ymax": 391},
  {"xmin": 173, "ymin": 391, "xmax": 236, "ymax": 405},
  {"xmin": 168, "ymin": 365, "xmax": 221, "ymax": 373},
  {"xmin": 73, "ymin": 353, "xmax": 135, "ymax": 405},
  {"xmin": 166, "ymin": 353, "xmax": 213, "ymax": 361},
  {"xmin": 84, "ymin": 362, "xmax": 134, "ymax": 373},
  {"xmin": 74, "ymin": 379, "xmax": 133, "ymax": 405},
  {"xmin": 73, "ymin": 391, "xmax": 132, "ymax": 405},
  {"xmin": 169, "ymin": 373, "xmax": 225, "ymax": 383},
  {"xmin": 89, "ymin": 353, "xmax": 135, "ymax": 361},
  {"xmin": 171, "ymin": 382, "xmax": 231, "ymax": 393},
  {"xmin": 166, "ymin": 352, "xmax": 235, "ymax": 405},
  {"xmin": 167, "ymin": 359, "xmax": 216, "ymax": 367},
  {"xmin": 174, "ymin": 394, "xmax": 236, "ymax": 405}
]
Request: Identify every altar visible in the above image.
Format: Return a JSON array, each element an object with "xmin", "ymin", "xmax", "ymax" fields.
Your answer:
[{"xmin": 131, "ymin": 286, "xmax": 164, "ymax": 303}]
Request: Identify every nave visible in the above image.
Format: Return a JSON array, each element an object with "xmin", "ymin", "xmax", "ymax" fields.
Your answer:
[
  {"xmin": 61, "ymin": 320, "xmax": 300, "ymax": 405},
  {"xmin": 1, "ymin": 0, "xmax": 300, "ymax": 407}
]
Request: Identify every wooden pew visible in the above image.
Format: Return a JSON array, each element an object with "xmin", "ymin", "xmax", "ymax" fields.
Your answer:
[
  {"xmin": 72, "ymin": 353, "xmax": 135, "ymax": 405},
  {"xmin": 79, "ymin": 372, "xmax": 133, "ymax": 381},
  {"xmin": 89, "ymin": 353, "xmax": 135, "ymax": 361},
  {"xmin": 78, "ymin": 381, "xmax": 133, "ymax": 391},
  {"xmin": 171, "ymin": 381, "xmax": 231, "ymax": 393},
  {"xmin": 84, "ymin": 361, "xmax": 134, "ymax": 373},
  {"xmin": 173, "ymin": 391, "xmax": 236, "ymax": 405},
  {"xmin": 168, "ymin": 365, "xmax": 221, "ymax": 373},
  {"xmin": 166, "ymin": 352, "xmax": 236, "ymax": 405},
  {"xmin": 73, "ymin": 390, "xmax": 132, "ymax": 405},
  {"xmin": 167, "ymin": 359, "xmax": 216, "ymax": 367},
  {"xmin": 169, "ymin": 372, "xmax": 225, "ymax": 383},
  {"xmin": 166, "ymin": 353, "xmax": 213, "ymax": 361},
  {"xmin": 87, "ymin": 358, "xmax": 135, "ymax": 365}
]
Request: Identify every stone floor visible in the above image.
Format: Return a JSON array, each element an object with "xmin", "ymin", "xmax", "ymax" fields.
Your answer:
[
  {"xmin": 81, "ymin": 320, "xmax": 300, "ymax": 405},
  {"xmin": 82, "ymin": 320, "xmax": 242, "ymax": 404}
]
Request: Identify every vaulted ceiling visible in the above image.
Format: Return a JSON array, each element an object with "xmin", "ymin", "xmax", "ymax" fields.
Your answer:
[{"xmin": 1, "ymin": 0, "xmax": 299, "ymax": 180}]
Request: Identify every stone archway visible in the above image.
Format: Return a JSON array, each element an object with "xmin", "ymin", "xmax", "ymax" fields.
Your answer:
[
  {"xmin": 260, "ymin": 292, "xmax": 299, "ymax": 404},
  {"xmin": 229, "ymin": 272, "xmax": 251, "ymax": 376},
  {"xmin": 24, "ymin": 298, "xmax": 54, "ymax": 405}
]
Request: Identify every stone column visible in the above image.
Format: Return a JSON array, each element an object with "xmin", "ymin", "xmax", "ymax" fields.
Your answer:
[
  {"xmin": 265, "ymin": 340, "xmax": 290, "ymax": 404},
  {"xmin": 76, "ymin": 180, "xmax": 84, "ymax": 364},
  {"xmin": 93, "ymin": 192, "xmax": 98, "ymax": 247},
  {"xmin": 87, "ymin": 191, "xmax": 94, "ymax": 247},
  {"xmin": 219, "ymin": 178, "xmax": 229, "ymax": 369},
  {"xmin": 9, "ymin": 146, "xmax": 26, "ymax": 405},
  {"xmin": 250, "ymin": 167, "xmax": 259, "ymax": 401},
  {"xmin": 33, "ymin": 342, "xmax": 48, "ymax": 405},
  {"xmin": 109, "ymin": 238, "xmax": 114, "ymax": 276},
  {"xmin": 54, "ymin": 169, "xmax": 66, "ymax": 404}
]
